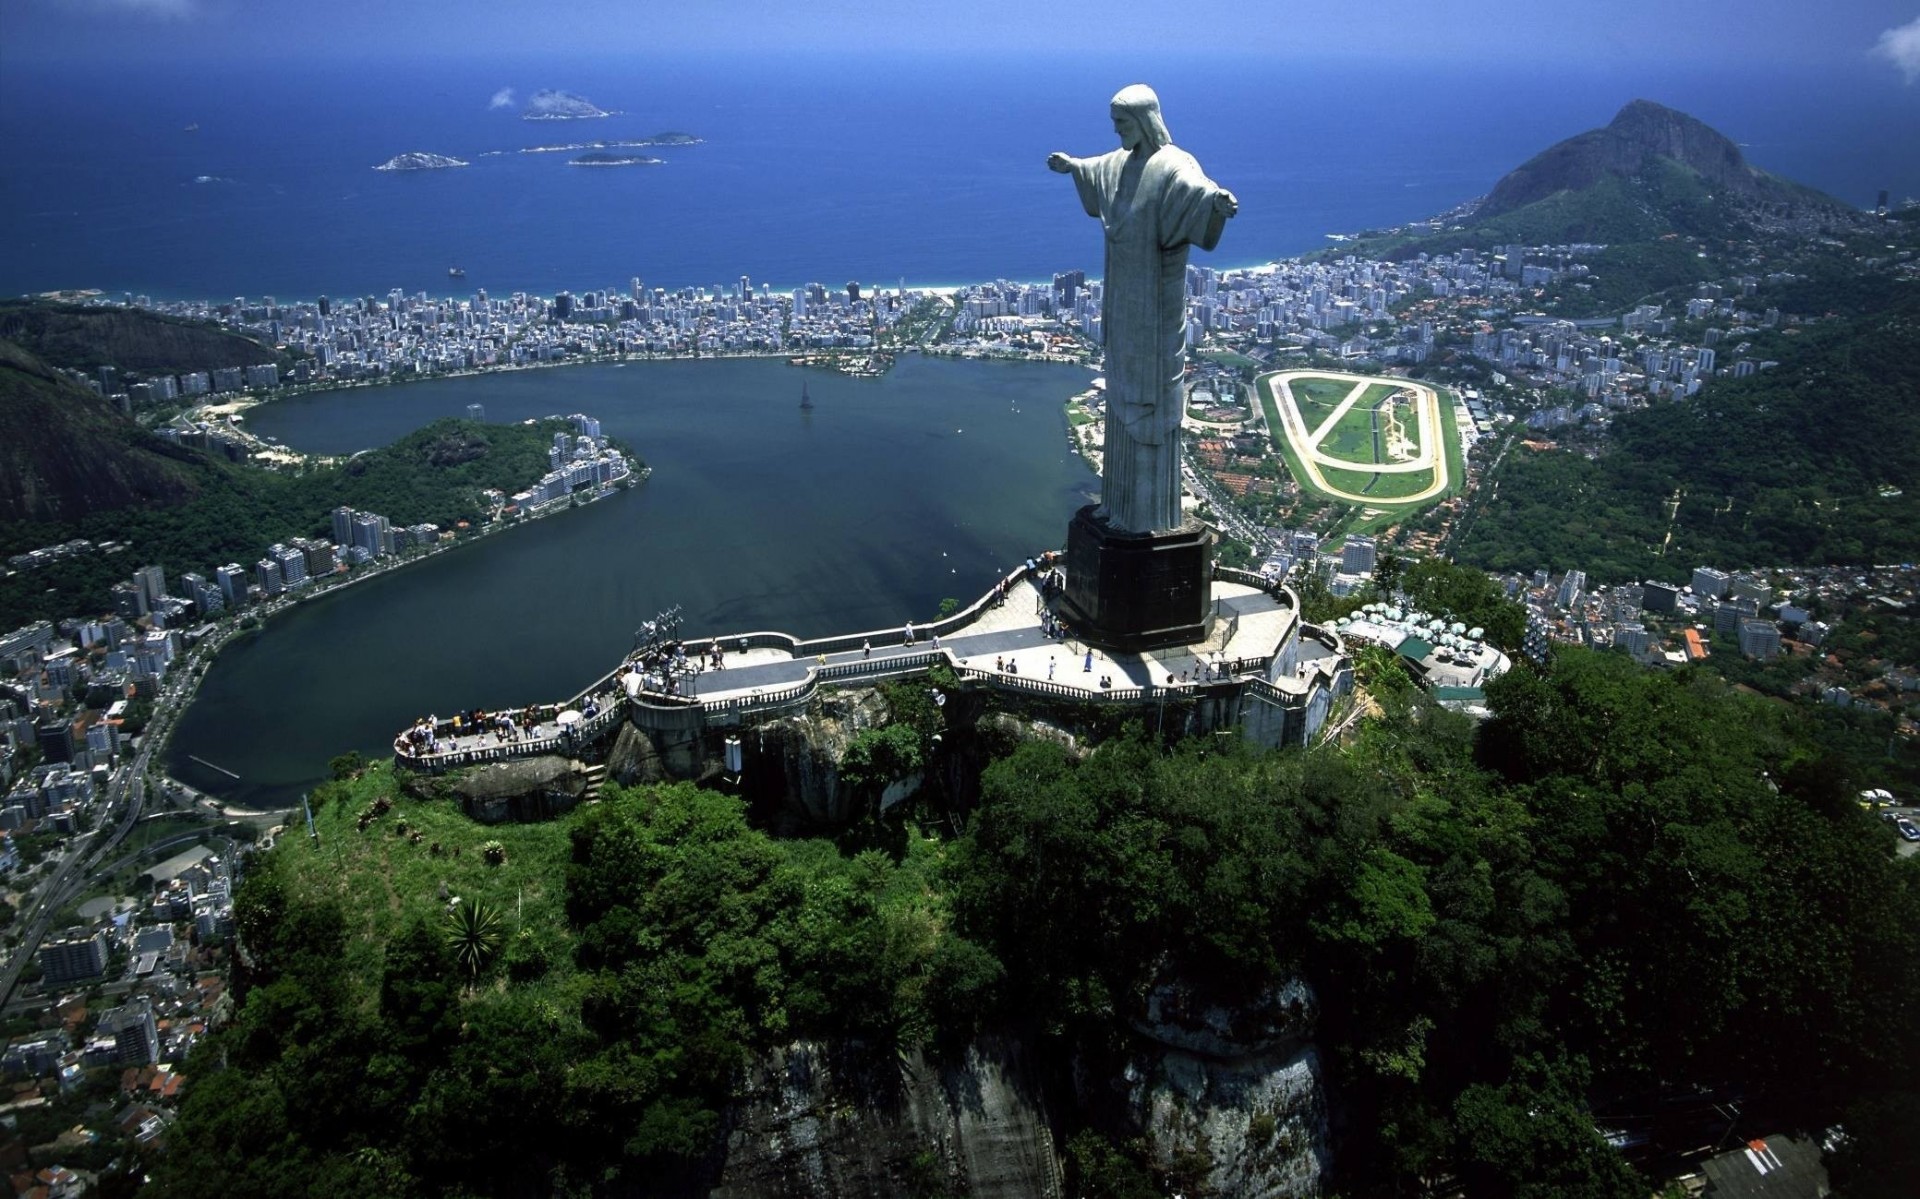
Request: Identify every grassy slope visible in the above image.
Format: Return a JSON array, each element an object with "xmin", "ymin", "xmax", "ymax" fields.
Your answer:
[{"xmin": 283, "ymin": 765, "xmax": 579, "ymax": 1002}]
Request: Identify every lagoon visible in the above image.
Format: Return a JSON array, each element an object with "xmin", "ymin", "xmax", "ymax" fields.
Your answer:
[{"xmin": 166, "ymin": 355, "xmax": 1098, "ymax": 807}]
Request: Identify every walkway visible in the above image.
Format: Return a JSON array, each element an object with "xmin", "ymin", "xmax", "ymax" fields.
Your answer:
[{"xmin": 398, "ymin": 574, "xmax": 1307, "ymax": 766}]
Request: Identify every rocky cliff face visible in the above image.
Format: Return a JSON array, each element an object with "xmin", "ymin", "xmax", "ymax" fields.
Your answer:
[
  {"xmin": 440, "ymin": 755, "xmax": 592, "ymax": 823},
  {"xmin": 1114, "ymin": 978, "xmax": 1328, "ymax": 1198},
  {"xmin": 712, "ymin": 1038, "xmax": 1065, "ymax": 1199}
]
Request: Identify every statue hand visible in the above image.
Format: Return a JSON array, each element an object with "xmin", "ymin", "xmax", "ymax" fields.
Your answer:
[
  {"xmin": 1047, "ymin": 152, "xmax": 1075, "ymax": 174},
  {"xmin": 1214, "ymin": 189, "xmax": 1239, "ymax": 217}
]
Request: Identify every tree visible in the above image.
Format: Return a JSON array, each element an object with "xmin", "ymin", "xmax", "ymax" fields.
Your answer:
[
  {"xmin": 1452, "ymin": 1056, "xmax": 1644, "ymax": 1199},
  {"xmin": 445, "ymin": 898, "xmax": 504, "ymax": 980}
]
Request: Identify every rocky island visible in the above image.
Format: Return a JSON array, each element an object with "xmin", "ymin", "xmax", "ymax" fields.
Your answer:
[
  {"xmin": 521, "ymin": 135, "xmax": 702, "ymax": 154},
  {"xmin": 568, "ymin": 152, "xmax": 662, "ymax": 167},
  {"xmin": 522, "ymin": 88, "xmax": 612, "ymax": 120},
  {"xmin": 373, "ymin": 151, "xmax": 469, "ymax": 172}
]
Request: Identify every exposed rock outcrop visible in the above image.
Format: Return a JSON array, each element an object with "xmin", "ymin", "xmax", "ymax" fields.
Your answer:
[
  {"xmin": 713, "ymin": 1038, "xmax": 1063, "ymax": 1199},
  {"xmin": 1109, "ymin": 978, "xmax": 1329, "ymax": 1198},
  {"xmin": 446, "ymin": 754, "xmax": 590, "ymax": 823},
  {"xmin": 750, "ymin": 690, "xmax": 891, "ymax": 824}
]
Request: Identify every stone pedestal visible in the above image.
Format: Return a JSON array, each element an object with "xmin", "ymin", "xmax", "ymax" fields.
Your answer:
[{"xmin": 1059, "ymin": 505, "xmax": 1213, "ymax": 652}]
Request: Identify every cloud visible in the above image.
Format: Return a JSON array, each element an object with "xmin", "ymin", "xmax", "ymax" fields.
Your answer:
[
  {"xmin": 1875, "ymin": 15, "xmax": 1920, "ymax": 83},
  {"xmin": 488, "ymin": 87, "xmax": 516, "ymax": 111}
]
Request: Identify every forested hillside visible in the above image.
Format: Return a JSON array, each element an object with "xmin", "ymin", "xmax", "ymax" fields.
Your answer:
[
  {"xmin": 1457, "ymin": 278, "xmax": 1920, "ymax": 582},
  {"xmin": 0, "ymin": 340, "xmax": 206, "ymax": 524},
  {"xmin": 0, "ymin": 418, "xmax": 603, "ymax": 628},
  {"xmin": 144, "ymin": 652, "xmax": 1920, "ymax": 1197},
  {"xmin": 0, "ymin": 300, "xmax": 281, "ymax": 375}
]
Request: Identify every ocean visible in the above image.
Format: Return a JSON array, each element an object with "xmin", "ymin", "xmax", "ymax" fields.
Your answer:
[{"xmin": 4, "ymin": 52, "xmax": 1915, "ymax": 302}]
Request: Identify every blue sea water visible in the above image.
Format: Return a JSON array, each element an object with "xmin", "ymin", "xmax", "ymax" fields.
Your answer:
[{"xmin": 4, "ymin": 52, "xmax": 1917, "ymax": 301}]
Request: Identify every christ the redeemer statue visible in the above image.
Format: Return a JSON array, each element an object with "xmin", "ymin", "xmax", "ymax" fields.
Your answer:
[{"xmin": 1049, "ymin": 84, "xmax": 1237, "ymax": 534}]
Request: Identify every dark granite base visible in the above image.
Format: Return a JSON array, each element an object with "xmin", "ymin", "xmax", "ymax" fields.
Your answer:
[{"xmin": 1058, "ymin": 505, "xmax": 1213, "ymax": 652}]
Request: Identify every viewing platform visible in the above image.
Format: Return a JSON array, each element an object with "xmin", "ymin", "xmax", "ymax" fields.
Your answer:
[{"xmin": 393, "ymin": 560, "xmax": 1351, "ymax": 773}]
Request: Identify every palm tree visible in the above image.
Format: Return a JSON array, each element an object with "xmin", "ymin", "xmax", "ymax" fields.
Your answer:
[{"xmin": 445, "ymin": 898, "xmax": 504, "ymax": 980}]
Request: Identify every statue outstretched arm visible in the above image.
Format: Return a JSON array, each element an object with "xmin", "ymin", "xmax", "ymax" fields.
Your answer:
[
  {"xmin": 1213, "ymin": 188, "xmax": 1238, "ymax": 217},
  {"xmin": 1047, "ymin": 152, "xmax": 1077, "ymax": 174}
]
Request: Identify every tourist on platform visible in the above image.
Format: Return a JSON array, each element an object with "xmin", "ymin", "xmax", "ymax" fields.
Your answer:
[{"xmin": 862, "ymin": 639, "xmax": 871, "ymax": 659}]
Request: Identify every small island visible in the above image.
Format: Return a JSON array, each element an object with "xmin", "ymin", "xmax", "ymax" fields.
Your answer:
[
  {"xmin": 522, "ymin": 89, "xmax": 613, "ymax": 121},
  {"xmin": 520, "ymin": 136, "xmax": 702, "ymax": 154},
  {"xmin": 568, "ymin": 152, "xmax": 662, "ymax": 167},
  {"xmin": 374, "ymin": 152, "xmax": 470, "ymax": 172}
]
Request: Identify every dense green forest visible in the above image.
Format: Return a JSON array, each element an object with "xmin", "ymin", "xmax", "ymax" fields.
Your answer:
[
  {"xmin": 0, "ymin": 300, "xmax": 282, "ymax": 375},
  {"xmin": 0, "ymin": 418, "xmax": 616, "ymax": 629},
  {"xmin": 144, "ymin": 650, "xmax": 1920, "ymax": 1197},
  {"xmin": 1456, "ymin": 279, "xmax": 1920, "ymax": 583}
]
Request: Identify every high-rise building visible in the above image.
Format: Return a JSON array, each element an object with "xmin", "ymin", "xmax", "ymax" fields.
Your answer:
[
  {"xmin": 270, "ymin": 545, "xmax": 307, "ymax": 587},
  {"xmin": 351, "ymin": 513, "xmax": 389, "ymax": 558},
  {"xmin": 255, "ymin": 557, "xmax": 284, "ymax": 597},
  {"xmin": 98, "ymin": 997, "xmax": 159, "ymax": 1066},
  {"xmin": 1731, "ymin": 573, "xmax": 1772, "ymax": 608},
  {"xmin": 215, "ymin": 564, "xmax": 247, "ymax": 605},
  {"xmin": 1642, "ymin": 581, "xmax": 1682, "ymax": 614},
  {"xmin": 110, "ymin": 582, "xmax": 148, "ymax": 620},
  {"xmin": 1714, "ymin": 598, "xmax": 1759, "ymax": 637},
  {"xmin": 1737, "ymin": 618, "xmax": 1781, "ymax": 661},
  {"xmin": 301, "ymin": 541, "xmax": 337, "ymax": 577},
  {"xmin": 38, "ymin": 931, "xmax": 108, "ymax": 985},
  {"xmin": 332, "ymin": 506, "xmax": 355, "ymax": 546},
  {"xmin": 134, "ymin": 564, "xmax": 168, "ymax": 607},
  {"xmin": 1341, "ymin": 534, "xmax": 1376, "ymax": 576},
  {"xmin": 1556, "ymin": 569, "xmax": 1587, "ymax": 609},
  {"xmin": 1691, "ymin": 567, "xmax": 1730, "ymax": 600},
  {"xmin": 1615, "ymin": 622, "xmax": 1651, "ymax": 656}
]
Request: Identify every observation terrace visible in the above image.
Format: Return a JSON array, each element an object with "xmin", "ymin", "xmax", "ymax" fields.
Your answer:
[{"xmin": 392, "ymin": 561, "xmax": 1351, "ymax": 774}]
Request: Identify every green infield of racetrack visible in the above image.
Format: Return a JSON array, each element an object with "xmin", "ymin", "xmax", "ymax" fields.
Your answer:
[
  {"xmin": 1257, "ymin": 372, "xmax": 1464, "ymax": 521},
  {"xmin": 1319, "ymin": 383, "xmax": 1404, "ymax": 461},
  {"xmin": 1286, "ymin": 375, "xmax": 1358, "ymax": 429}
]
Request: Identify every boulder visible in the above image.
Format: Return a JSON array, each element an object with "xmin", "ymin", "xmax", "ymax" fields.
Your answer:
[{"xmin": 447, "ymin": 755, "xmax": 589, "ymax": 824}]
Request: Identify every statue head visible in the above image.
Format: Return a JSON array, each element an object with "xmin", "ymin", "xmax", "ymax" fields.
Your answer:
[{"xmin": 1109, "ymin": 84, "xmax": 1172, "ymax": 152}]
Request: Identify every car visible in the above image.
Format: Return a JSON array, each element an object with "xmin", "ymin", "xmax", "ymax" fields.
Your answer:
[{"xmin": 1897, "ymin": 819, "xmax": 1920, "ymax": 843}]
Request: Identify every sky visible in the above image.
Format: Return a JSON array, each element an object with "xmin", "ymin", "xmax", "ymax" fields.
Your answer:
[{"xmin": 6, "ymin": 0, "xmax": 1920, "ymax": 72}]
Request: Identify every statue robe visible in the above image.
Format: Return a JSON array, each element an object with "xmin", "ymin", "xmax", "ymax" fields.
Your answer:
[{"xmin": 1068, "ymin": 143, "xmax": 1229, "ymax": 533}]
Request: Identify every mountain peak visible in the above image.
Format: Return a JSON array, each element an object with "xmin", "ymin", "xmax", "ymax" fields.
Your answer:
[{"xmin": 1476, "ymin": 100, "xmax": 1761, "ymax": 221}]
